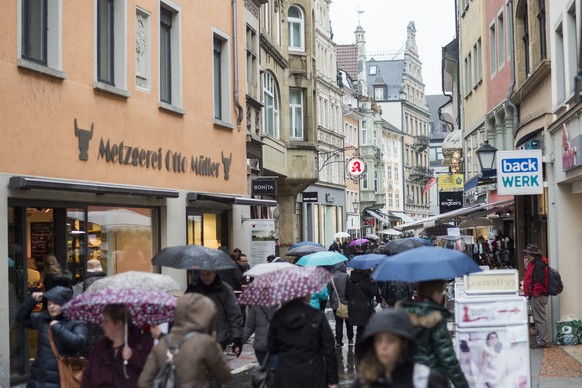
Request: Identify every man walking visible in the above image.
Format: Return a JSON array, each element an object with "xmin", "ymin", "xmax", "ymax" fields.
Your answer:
[{"xmin": 523, "ymin": 244, "xmax": 550, "ymax": 349}]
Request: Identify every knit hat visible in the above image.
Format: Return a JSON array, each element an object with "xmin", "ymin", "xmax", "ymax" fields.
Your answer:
[
  {"xmin": 43, "ymin": 286, "xmax": 74, "ymax": 306},
  {"xmin": 523, "ymin": 244, "xmax": 542, "ymax": 256},
  {"xmin": 86, "ymin": 259, "xmax": 103, "ymax": 272}
]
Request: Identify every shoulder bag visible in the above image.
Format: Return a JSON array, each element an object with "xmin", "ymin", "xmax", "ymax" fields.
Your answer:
[
  {"xmin": 331, "ymin": 278, "xmax": 349, "ymax": 320},
  {"xmin": 48, "ymin": 327, "xmax": 87, "ymax": 388},
  {"xmin": 251, "ymin": 352, "xmax": 275, "ymax": 388}
]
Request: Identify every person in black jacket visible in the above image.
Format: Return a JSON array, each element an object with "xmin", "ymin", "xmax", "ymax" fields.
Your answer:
[
  {"xmin": 16, "ymin": 286, "xmax": 88, "ymax": 388},
  {"xmin": 346, "ymin": 269, "xmax": 381, "ymax": 344},
  {"xmin": 268, "ymin": 295, "xmax": 339, "ymax": 388},
  {"xmin": 186, "ymin": 270, "xmax": 244, "ymax": 355}
]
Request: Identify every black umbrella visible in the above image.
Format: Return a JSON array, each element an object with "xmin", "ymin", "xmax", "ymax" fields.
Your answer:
[
  {"xmin": 286, "ymin": 244, "xmax": 326, "ymax": 256},
  {"xmin": 382, "ymin": 237, "xmax": 432, "ymax": 255},
  {"xmin": 152, "ymin": 245, "xmax": 237, "ymax": 270}
]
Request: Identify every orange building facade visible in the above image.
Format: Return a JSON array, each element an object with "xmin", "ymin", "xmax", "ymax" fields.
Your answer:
[{"xmin": 0, "ymin": 1, "xmax": 257, "ymax": 384}]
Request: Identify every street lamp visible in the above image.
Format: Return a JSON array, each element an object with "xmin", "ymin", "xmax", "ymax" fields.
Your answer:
[
  {"xmin": 475, "ymin": 140, "xmax": 498, "ymax": 175},
  {"xmin": 352, "ymin": 200, "xmax": 359, "ymax": 214}
]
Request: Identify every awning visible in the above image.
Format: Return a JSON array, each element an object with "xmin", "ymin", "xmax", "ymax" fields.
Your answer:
[
  {"xmin": 464, "ymin": 175, "xmax": 479, "ymax": 191},
  {"xmin": 365, "ymin": 209, "xmax": 389, "ymax": 224},
  {"xmin": 391, "ymin": 212, "xmax": 416, "ymax": 224},
  {"xmin": 395, "ymin": 199, "xmax": 514, "ymax": 230},
  {"xmin": 186, "ymin": 192, "xmax": 277, "ymax": 207},
  {"xmin": 8, "ymin": 176, "xmax": 180, "ymax": 198}
]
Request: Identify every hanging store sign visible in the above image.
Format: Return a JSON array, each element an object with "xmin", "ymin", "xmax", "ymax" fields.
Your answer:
[
  {"xmin": 437, "ymin": 174, "xmax": 464, "ymax": 192},
  {"xmin": 302, "ymin": 192, "xmax": 318, "ymax": 203},
  {"xmin": 439, "ymin": 191, "xmax": 463, "ymax": 213},
  {"xmin": 251, "ymin": 179, "xmax": 277, "ymax": 195},
  {"xmin": 496, "ymin": 150, "xmax": 543, "ymax": 195},
  {"xmin": 346, "ymin": 156, "xmax": 367, "ymax": 181}
]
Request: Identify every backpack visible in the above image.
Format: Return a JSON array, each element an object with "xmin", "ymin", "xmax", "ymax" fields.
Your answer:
[
  {"xmin": 153, "ymin": 332, "xmax": 198, "ymax": 388},
  {"xmin": 548, "ymin": 266, "xmax": 564, "ymax": 296}
]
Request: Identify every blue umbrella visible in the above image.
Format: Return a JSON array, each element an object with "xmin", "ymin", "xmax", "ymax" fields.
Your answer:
[
  {"xmin": 372, "ymin": 246, "xmax": 482, "ymax": 282},
  {"xmin": 346, "ymin": 254, "xmax": 389, "ymax": 270},
  {"xmin": 289, "ymin": 241, "xmax": 324, "ymax": 250},
  {"xmin": 296, "ymin": 251, "xmax": 348, "ymax": 267}
]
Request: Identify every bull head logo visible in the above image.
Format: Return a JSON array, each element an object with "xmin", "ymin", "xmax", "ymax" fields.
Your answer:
[
  {"xmin": 221, "ymin": 151, "xmax": 232, "ymax": 180},
  {"xmin": 74, "ymin": 119, "xmax": 94, "ymax": 161}
]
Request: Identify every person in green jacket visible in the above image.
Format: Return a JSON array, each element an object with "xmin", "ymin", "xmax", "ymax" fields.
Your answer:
[{"xmin": 397, "ymin": 279, "xmax": 469, "ymax": 388}]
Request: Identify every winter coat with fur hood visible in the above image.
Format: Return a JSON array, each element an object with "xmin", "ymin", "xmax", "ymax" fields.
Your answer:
[
  {"xmin": 138, "ymin": 293, "xmax": 232, "ymax": 388},
  {"xmin": 397, "ymin": 299, "xmax": 469, "ymax": 388}
]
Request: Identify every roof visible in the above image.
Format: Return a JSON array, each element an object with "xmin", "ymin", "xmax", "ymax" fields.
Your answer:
[
  {"xmin": 382, "ymin": 119, "xmax": 403, "ymax": 135},
  {"xmin": 337, "ymin": 44, "xmax": 358, "ymax": 80},
  {"xmin": 366, "ymin": 60, "xmax": 405, "ymax": 99}
]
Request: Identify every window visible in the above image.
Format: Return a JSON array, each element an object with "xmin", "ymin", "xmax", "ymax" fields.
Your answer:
[
  {"xmin": 289, "ymin": 88, "xmax": 304, "ymax": 139},
  {"xmin": 213, "ymin": 32, "xmax": 231, "ymax": 123},
  {"xmin": 159, "ymin": 3, "xmax": 183, "ymax": 110},
  {"xmin": 374, "ymin": 170, "xmax": 379, "ymax": 192},
  {"xmin": 288, "ymin": 5, "xmax": 304, "ymax": 51},
  {"xmin": 374, "ymin": 87, "xmax": 384, "ymax": 100},
  {"xmin": 246, "ymin": 25, "xmax": 259, "ymax": 100},
  {"xmin": 497, "ymin": 12, "xmax": 505, "ymax": 68},
  {"xmin": 263, "ymin": 72, "xmax": 280, "ymax": 138},
  {"xmin": 369, "ymin": 65, "xmax": 377, "ymax": 75},
  {"xmin": 362, "ymin": 120, "xmax": 368, "ymax": 145},
  {"xmin": 521, "ymin": 3, "xmax": 530, "ymax": 75},
  {"xmin": 476, "ymin": 38, "xmax": 482, "ymax": 82},
  {"xmin": 555, "ymin": 23, "xmax": 566, "ymax": 104},
  {"xmin": 489, "ymin": 22, "xmax": 496, "ymax": 76},
  {"xmin": 96, "ymin": 0, "xmax": 127, "ymax": 90},
  {"xmin": 20, "ymin": 0, "xmax": 64, "ymax": 76},
  {"xmin": 567, "ymin": 4, "xmax": 577, "ymax": 96},
  {"xmin": 537, "ymin": 0, "xmax": 547, "ymax": 60},
  {"xmin": 22, "ymin": 0, "xmax": 47, "ymax": 64}
]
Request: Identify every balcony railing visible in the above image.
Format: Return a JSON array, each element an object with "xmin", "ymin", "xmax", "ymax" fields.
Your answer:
[
  {"xmin": 407, "ymin": 166, "xmax": 434, "ymax": 183},
  {"xmin": 413, "ymin": 135, "xmax": 429, "ymax": 151}
]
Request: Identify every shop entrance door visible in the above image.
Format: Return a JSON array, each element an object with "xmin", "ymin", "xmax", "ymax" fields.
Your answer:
[{"xmin": 7, "ymin": 205, "xmax": 87, "ymax": 383}]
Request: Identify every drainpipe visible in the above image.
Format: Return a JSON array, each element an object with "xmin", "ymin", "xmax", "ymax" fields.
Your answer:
[
  {"xmin": 232, "ymin": 0, "xmax": 244, "ymax": 127},
  {"xmin": 507, "ymin": 0, "xmax": 519, "ymax": 141}
]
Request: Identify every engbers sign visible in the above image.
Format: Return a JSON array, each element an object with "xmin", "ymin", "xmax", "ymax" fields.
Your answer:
[{"xmin": 74, "ymin": 120, "xmax": 232, "ymax": 180}]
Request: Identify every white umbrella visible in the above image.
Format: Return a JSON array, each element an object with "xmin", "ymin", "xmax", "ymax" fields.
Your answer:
[
  {"xmin": 378, "ymin": 229, "xmax": 403, "ymax": 236},
  {"xmin": 244, "ymin": 262, "xmax": 295, "ymax": 277},
  {"xmin": 365, "ymin": 234, "xmax": 380, "ymax": 240},
  {"xmin": 334, "ymin": 231, "xmax": 351, "ymax": 238}
]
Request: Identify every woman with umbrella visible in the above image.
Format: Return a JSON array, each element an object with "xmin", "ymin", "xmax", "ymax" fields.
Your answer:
[
  {"xmin": 81, "ymin": 304, "xmax": 154, "ymax": 387},
  {"xmin": 397, "ymin": 280, "xmax": 469, "ymax": 388},
  {"xmin": 352, "ymin": 309, "xmax": 447, "ymax": 388}
]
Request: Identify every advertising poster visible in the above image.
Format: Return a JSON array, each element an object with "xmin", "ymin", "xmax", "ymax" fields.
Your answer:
[
  {"xmin": 455, "ymin": 297, "xmax": 528, "ymax": 327},
  {"xmin": 456, "ymin": 325, "xmax": 530, "ymax": 388},
  {"xmin": 245, "ymin": 219, "xmax": 276, "ymax": 266}
]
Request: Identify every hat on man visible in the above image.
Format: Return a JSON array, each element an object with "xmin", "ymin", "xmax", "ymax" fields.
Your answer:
[
  {"xmin": 523, "ymin": 244, "xmax": 542, "ymax": 256},
  {"xmin": 86, "ymin": 259, "xmax": 103, "ymax": 272}
]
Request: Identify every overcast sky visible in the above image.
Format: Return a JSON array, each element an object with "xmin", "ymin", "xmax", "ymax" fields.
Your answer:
[{"xmin": 329, "ymin": 0, "xmax": 456, "ymax": 95}]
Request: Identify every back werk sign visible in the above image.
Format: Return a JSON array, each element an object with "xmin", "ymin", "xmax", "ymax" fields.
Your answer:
[{"xmin": 74, "ymin": 120, "xmax": 232, "ymax": 180}]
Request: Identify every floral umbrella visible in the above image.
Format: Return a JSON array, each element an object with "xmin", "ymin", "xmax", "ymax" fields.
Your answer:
[
  {"xmin": 85, "ymin": 271, "xmax": 181, "ymax": 294},
  {"xmin": 62, "ymin": 287, "xmax": 176, "ymax": 327},
  {"xmin": 238, "ymin": 266, "xmax": 331, "ymax": 306}
]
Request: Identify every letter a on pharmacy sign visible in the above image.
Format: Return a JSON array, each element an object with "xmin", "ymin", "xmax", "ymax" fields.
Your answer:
[{"xmin": 496, "ymin": 150, "xmax": 543, "ymax": 195}]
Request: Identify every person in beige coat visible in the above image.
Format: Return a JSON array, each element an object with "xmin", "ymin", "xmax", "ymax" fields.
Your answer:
[{"xmin": 138, "ymin": 293, "xmax": 232, "ymax": 388}]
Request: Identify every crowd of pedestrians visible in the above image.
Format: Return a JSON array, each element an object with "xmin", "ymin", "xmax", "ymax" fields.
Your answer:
[{"xmin": 16, "ymin": 240, "xmax": 547, "ymax": 388}]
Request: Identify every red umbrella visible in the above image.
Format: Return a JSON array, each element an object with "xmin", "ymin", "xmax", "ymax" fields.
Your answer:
[{"xmin": 238, "ymin": 266, "xmax": 331, "ymax": 306}]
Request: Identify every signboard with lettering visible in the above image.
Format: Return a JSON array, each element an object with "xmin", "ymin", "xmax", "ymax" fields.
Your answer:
[
  {"xmin": 302, "ymin": 192, "xmax": 318, "ymax": 203},
  {"xmin": 438, "ymin": 174, "xmax": 464, "ymax": 192},
  {"xmin": 496, "ymin": 150, "xmax": 543, "ymax": 195},
  {"xmin": 251, "ymin": 179, "xmax": 277, "ymax": 196},
  {"xmin": 439, "ymin": 191, "xmax": 463, "ymax": 213},
  {"xmin": 463, "ymin": 269, "xmax": 519, "ymax": 294},
  {"xmin": 346, "ymin": 156, "xmax": 367, "ymax": 181}
]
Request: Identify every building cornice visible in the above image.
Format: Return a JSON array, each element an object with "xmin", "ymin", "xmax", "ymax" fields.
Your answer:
[
  {"xmin": 260, "ymin": 35, "xmax": 289, "ymax": 69},
  {"xmin": 512, "ymin": 59, "xmax": 551, "ymax": 105}
]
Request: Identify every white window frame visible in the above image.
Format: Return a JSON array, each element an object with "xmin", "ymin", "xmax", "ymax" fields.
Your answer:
[
  {"xmin": 159, "ymin": 1, "xmax": 183, "ymax": 114},
  {"xmin": 289, "ymin": 88, "xmax": 304, "ymax": 140},
  {"xmin": 374, "ymin": 87, "xmax": 384, "ymax": 100},
  {"xmin": 263, "ymin": 72, "xmax": 280, "ymax": 138},
  {"xmin": 288, "ymin": 5, "xmax": 305, "ymax": 51},
  {"xmin": 95, "ymin": 0, "xmax": 129, "ymax": 97},
  {"xmin": 369, "ymin": 65, "xmax": 377, "ymax": 75},
  {"xmin": 17, "ymin": 0, "xmax": 66, "ymax": 79},
  {"xmin": 497, "ymin": 10, "xmax": 505, "ymax": 70},
  {"xmin": 212, "ymin": 29, "xmax": 232, "ymax": 125}
]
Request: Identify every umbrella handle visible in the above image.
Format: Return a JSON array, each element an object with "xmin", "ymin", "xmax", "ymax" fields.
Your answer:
[{"xmin": 123, "ymin": 312, "xmax": 129, "ymax": 379}]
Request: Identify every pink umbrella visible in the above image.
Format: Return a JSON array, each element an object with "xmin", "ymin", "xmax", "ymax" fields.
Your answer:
[
  {"xmin": 349, "ymin": 238, "xmax": 370, "ymax": 246},
  {"xmin": 238, "ymin": 266, "xmax": 331, "ymax": 306},
  {"xmin": 62, "ymin": 287, "xmax": 176, "ymax": 327}
]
